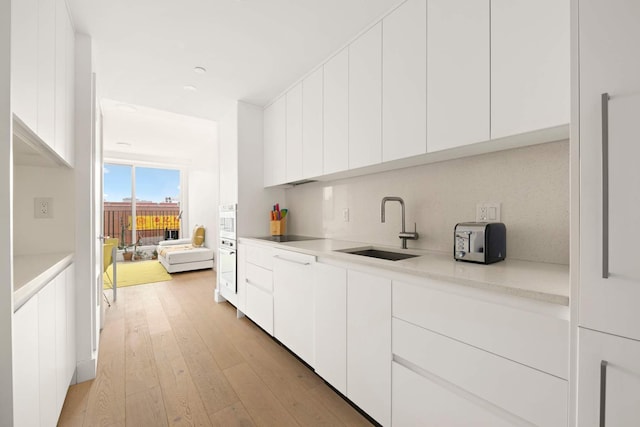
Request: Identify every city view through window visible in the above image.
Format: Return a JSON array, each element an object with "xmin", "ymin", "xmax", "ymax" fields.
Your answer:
[{"xmin": 104, "ymin": 164, "xmax": 181, "ymax": 247}]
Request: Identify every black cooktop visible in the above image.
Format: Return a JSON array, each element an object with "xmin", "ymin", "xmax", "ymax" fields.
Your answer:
[{"xmin": 253, "ymin": 235, "xmax": 323, "ymax": 243}]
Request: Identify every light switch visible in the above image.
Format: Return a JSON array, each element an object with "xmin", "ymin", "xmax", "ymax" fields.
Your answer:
[{"xmin": 476, "ymin": 202, "xmax": 501, "ymax": 222}]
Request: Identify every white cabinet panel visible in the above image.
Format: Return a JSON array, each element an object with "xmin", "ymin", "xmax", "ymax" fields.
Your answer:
[
  {"xmin": 491, "ymin": 0, "xmax": 570, "ymax": 139},
  {"xmin": 393, "ymin": 318, "xmax": 567, "ymax": 427},
  {"xmin": 273, "ymin": 251, "xmax": 315, "ymax": 366},
  {"xmin": 55, "ymin": 270, "xmax": 68, "ymax": 412},
  {"xmin": 285, "ymin": 83, "xmax": 303, "ymax": 183},
  {"xmin": 302, "ymin": 67, "xmax": 324, "ymax": 179},
  {"xmin": 263, "ymin": 96, "xmax": 286, "ymax": 186},
  {"xmin": 348, "ymin": 23, "xmax": 382, "ymax": 169},
  {"xmin": 13, "ymin": 296, "xmax": 40, "ymax": 427},
  {"xmin": 393, "ymin": 279, "xmax": 569, "ymax": 379},
  {"xmin": 393, "ymin": 362, "xmax": 515, "ymax": 427},
  {"xmin": 427, "ymin": 0, "xmax": 489, "ymax": 152},
  {"xmin": 65, "ymin": 264, "xmax": 76, "ymax": 383},
  {"xmin": 347, "ymin": 270, "xmax": 391, "ymax": 426},
  {"xmin": 11, "ymin": 0, "xmax": 39, "ymax": 131},
  {"xmin": 578, "ymin": 0, "xmax": 640, "ymax": 341},
  {"xmin": 323, "ymin": 49, "xmax": 349, "ymax": 175},
  {"xmin": 246, "ymin": 283, "xmax": 273, "ymax": 336},
  {"xmin": 37, "ymin": 0, "xmax": 56, "ymax": 147},
  {"xmin": 237, "ymin": 243, "xmax": 247, "ymax": 314},
  {"xmin": 577, "ymin": 328, "xmax": 640, "ymax": 427},
  {"xmin": 38, "ymin": 279, "xmax": 58, "ymax": 426},
  {"xmin": 382, "ymin": 0, "xmax": 427, "ymax": 162},
  {"xmin": 55, "ymin": 0, "xmax": 67, "ymax": 157},
  {"xmin": 314, "ymin": 263, "xmax": 347, "ymax": 395},
  {"xmin": 64, "ymin": 12, "xmax": 75, "ymax": 165}
]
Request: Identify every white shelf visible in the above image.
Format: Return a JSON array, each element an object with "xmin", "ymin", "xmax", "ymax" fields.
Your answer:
[{"xmin": 13, "ymin": 252, "xmax": 74, "ymax": 311}]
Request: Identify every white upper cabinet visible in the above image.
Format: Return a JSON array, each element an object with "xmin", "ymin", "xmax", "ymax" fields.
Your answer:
[
  {"xmin": 578, "ymin": 0, "xmax": 640, "ymax": 341},
  {"xmin": 263, "ymin": 96, "xmax": 286, "ymax": 186},
  {"xmin": 285, "ymin": 83, "xmax": 303, "ymax": 183},
  {"xmin": 490, "ymin": 0, "xmax": 570, "ymax": 139},
  {"xmin": 302, "ymin": 67, "xmax": 323, "ymax": 179},
  {"xmin": 382, "ymin": 0, "xmax": 427, "ymax": 162},
  {"xmin": 37, "ymin": 0, "xmax": 56, "ymax": 148},
  {"xmin": 12, "ymin": 0, "xmax": 39, "ymax": 132},
  {"xmin": 427, "ymin": 0, "xmax": 490, "ymax": 152},
  {"xmin": 64, "ymin": 3, "xmax": 75, "ymax": 166},
  {"xmin": 55, "ymin": 0, "xmax": 75, "ymax": 165},
  {"xmin": 323, "ymin": 49, "xmax": 349, "ymax": 175},
  {"xmin": 348, "ymin": 23, "xmax": 382, "ymax": 169}
]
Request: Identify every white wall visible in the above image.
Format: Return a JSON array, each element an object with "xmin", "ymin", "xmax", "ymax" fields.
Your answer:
[
  {"xmin": 188, "ymin": 167, "xmax": 218, "ymax": 248},
  {"xmin": 13, "ymin": 165, "xmax": 75, "ymax": 255},
  {"xmin": 286, "ymin": 140, "xmax": 569, "ymax": 265},
  {"xmin": 218, "ymin": 107, "xmax": 237, "ymax": 206}
]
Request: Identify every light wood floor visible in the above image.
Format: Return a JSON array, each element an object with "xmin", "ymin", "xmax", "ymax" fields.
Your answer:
[{"xmin": 58, "ymin": 269, "xmax": 372, "ymax": 426}]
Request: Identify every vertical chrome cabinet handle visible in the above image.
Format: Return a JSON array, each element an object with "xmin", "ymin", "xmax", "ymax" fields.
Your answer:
[
  {"xmin": 602, "ymin": 93, "xmax": 610, "ymax": 279},
  {"xmin": 600, "ymin": 360, "xmax": 608, "ymax": 427}
]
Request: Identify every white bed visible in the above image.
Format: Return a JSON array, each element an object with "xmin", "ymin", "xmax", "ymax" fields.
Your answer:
[{"xmin": 157, "ymin": 238, "xmax": 214, "ymax": 273}]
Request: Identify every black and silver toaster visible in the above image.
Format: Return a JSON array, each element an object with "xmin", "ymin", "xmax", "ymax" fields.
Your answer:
[{"xmin": 454, "ymin": 222, "xmax": 506, "ymax": 264}]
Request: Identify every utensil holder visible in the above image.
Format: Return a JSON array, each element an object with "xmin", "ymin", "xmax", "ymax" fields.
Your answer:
[{"xmin": 270, "ymin": 218, "xmax": 286, "ymax": 236}]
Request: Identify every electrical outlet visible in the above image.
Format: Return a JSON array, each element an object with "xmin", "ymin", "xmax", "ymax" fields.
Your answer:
[
  {"xmin": 34, "ymin": 197, "xmax": 53, "ymax": 219},
  {"xmin": 343, "ymin": 208, "xmax": 350, "ymax": 222},
  {"xmin": 476, "ymin": 202, "xmax": 501, "ymax": 222}
]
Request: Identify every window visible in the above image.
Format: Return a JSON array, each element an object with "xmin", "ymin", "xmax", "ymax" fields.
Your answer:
[{"xmin": 103, "ymin": 163, "xmax": 182, "ymax": 246}]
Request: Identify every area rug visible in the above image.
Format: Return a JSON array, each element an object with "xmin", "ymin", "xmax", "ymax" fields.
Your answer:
[{"xmin": 104, "ymin": 260, "xmax": 172, "ymax": 289}]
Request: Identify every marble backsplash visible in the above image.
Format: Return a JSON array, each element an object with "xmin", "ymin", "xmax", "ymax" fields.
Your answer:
[{"xmin": 284, "ymin": 140, "xmax": 569, "ymax": 265}]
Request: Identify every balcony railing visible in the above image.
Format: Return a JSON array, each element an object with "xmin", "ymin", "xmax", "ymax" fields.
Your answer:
[{"xmin": 104, "ymin": 208, "xmax": 181, "ymax": 246}]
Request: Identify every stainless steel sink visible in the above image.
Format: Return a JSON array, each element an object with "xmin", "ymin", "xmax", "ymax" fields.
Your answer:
[{"xmin": 338, "ymin": 248, "xmax": 419, "ymax": 261}]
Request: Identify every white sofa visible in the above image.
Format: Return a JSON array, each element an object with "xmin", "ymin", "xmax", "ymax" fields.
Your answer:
[{"xmin": 157, "ymin": 238, "xmax": 214, "ymax": 273}]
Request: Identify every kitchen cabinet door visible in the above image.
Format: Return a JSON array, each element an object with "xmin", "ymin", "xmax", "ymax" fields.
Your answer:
[
  {"xmin": 302, "ymin": 67, "xmax": 323, "ymax": 179},
  {"xmin": 37, "ymin": 0, "xmax": 56, "ymax": 148},
  {"xmin": 314, "ymin": 263, "xmax": 347, "ymax": 395},
  {"xmin": 491, "ymin": 0, "xmax": 569, "ymax": 139},
  {"xmin": 323, "ymin": 48, "xmax": 349, "ymax": 175},
  {"xmin": 13, "ymin": 296, "xmax": 40, "ymax": 427},
  {"xmin": 11, "ymin": 0, "xmax": 39, "ymax": 132},
  {"xmin": 393, "ymin": 362, "xmax": 515, "ymax": 427},
  {"xmin": 273, "ymin": 250, "xmax": 315, "ymax": 366},
  {"xmin": 348, "ymin": 23, "xmax": 382, "ymax": 169},
  {"xmin": 426, "ymin": 0, "xmax": 489, "ymax": 152},
  {"xmin": 347, "ymin": 270, "xmax": 391, "ymax": 426},
  {"xmin": 577, "ymin": 328, "xmax": 640, "ymax": 426},
  {"xmin": 38, "ymin": 278, "xmax": 58, "ymax": 426},
  {"xmin": 65, "ymin": 264, "xmax": 76, "ymax": 382},
  {"xmin": 55, "ymin": 269, "xmax": 68, "ymax": 412},
  {"xmin": 64, "ymin": 10, "xmax": 75, "ymax": 165},
  {"xmin": 286, "ymin": 83, "xmax": 303, "ymax": 183},
  {"xmin": 237, "ymin": 243, "xmax": 247, "ymax": 314},
  {"xmin": 263, "ymin": 96, "xmax": 286, "ymax": 187},
  {"xmin": 578, "ymin": 0, "xmax": 640, "ymax": 341},
  {"xmin": 382, "ymin": 0, "xmax": 427, "ymax": 162},
  {"xmin": 55, "ymin": 0, "xmax": 67, "ymax": 158},
  {"xmin": 246, "ymin": 283, "xmax": 273, "ymax": 336}
]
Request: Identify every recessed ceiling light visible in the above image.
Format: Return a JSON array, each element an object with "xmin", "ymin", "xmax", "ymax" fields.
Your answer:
[
  {"xmin": 116, "ymin": 103, "xmax": 137, "ymax": 112},
  {"xmin": 194, "ymin": 66, "xmax": 207, "ymax": 74},
  {"xmin": 183, "ymin": 85, "xmax": 197, "ymax": 91},
  {"xmin": 116, "ymin": 142, "xmax": 132, "ymax": 147}
]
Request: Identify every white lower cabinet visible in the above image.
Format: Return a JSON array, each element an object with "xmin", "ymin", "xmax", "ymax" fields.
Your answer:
[
  {"xmin": 314, "ymin": 262, "xmax": 347, "ymax": 395},
  {"xmin": 13, "ymin": 262, "xmax": 75, "ymax": 427},
  {"xmin": 272, "ymin": 250, "xmax": 315, "ymax": 366},
  {"xmin": 243, "ymin": 244, "xmax": 274, "ymax": 335},
  {"xmin": 577, "ymin": 327, "xmax": 640, "ymax": 426},
  {"xmin": 392, "ymin": 362, "xmax": 515, "ymax": 427},
  {"xmin": 347, "ymin": 270, "xmax": 391, "ymax": 426},
  {"xmin": 13, "ymin": 296, "xmax": 40, "ymax": 427}
]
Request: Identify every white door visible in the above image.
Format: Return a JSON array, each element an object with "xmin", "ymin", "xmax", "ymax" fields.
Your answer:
[
  {"xmin": 578, "ymin": 0, "xmax": 640, "ymax": 341},
  {"xmin": 577, "ymin": 328, "xmax": 640, "ymax": 426},
  {"xmin": 94, "ymin": 82, "xmax": 103, "ymax": 338}
]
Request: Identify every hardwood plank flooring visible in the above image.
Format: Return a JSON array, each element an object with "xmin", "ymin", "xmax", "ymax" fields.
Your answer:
[{"xmin": 59, "ymin": 269, "xmax": 372, "ymax": 426}]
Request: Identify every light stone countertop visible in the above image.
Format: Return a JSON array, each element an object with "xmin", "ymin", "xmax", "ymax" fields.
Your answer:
[
  {"xmin": 13, "ymin": 252, "xmax": 74, "ymax": 311},
  {"xmin": 239, "ymin": 237, "xmax": 570, "ymax": 306}
]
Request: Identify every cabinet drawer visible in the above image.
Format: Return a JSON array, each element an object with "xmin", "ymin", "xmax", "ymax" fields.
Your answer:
[
  {"xmin": 246, "ymin": 283, "xmax": 273, "ymax": 336},
  {"xmin": 245, "ymin": 263, "xmax": 272, "ymax": 293},
  {"xmin": 246, "ymin": 244, "xmax": 274, "ymax": 270},
  {"xmin": 393, "ymin": 362, "xmax": 516, "ymax": 427},
  {"xmin": 273, "ymin": 248, "xmax": 315, "ymax": 266},
  {"xmin": 393, "ymin": 318, "xmax": 567, "ymax": 427},
  {"xmin": 393, "ymin": 279, "xmax": 569, "ymax": 379}
]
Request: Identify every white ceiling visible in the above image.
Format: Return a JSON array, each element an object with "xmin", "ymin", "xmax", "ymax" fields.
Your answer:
[{"xmin": 68, "ymin": 0, "xmax": 401, "ymax": 122}]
